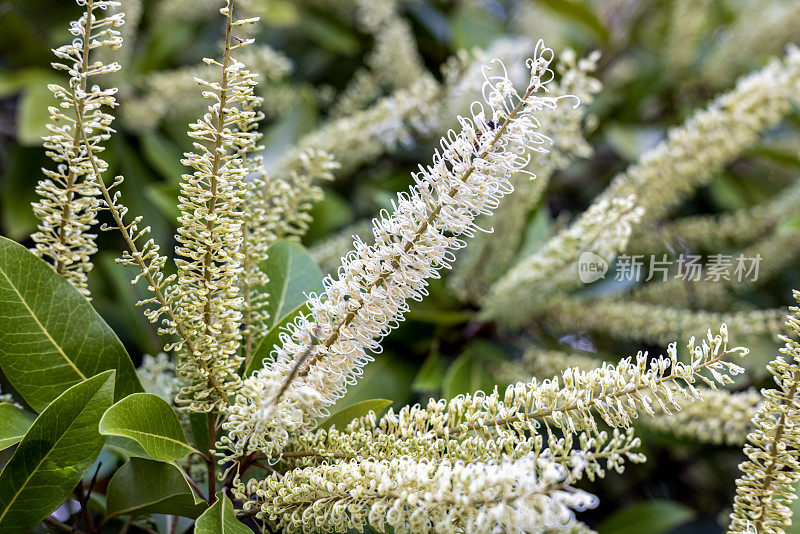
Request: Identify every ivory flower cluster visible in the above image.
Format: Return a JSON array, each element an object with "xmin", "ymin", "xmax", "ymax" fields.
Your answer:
[
  {"xmin": 450, "ymin": 49, "xmax": 602, "ymax": 299},
  {"xmin": 239, "ymin": 454, "xmax": 599, "ymax": 534},
  {"xmin": 628, "ymin": 180, "xmax": 800, "ymax": 257},
  {"xmin": 170, "ymin": 1, "xmax": 264, "ymax": 411},
  {"xmin": 345, "ymin": 325, "xmax": 745, "ymax": 442},
  {"xmin": 240, "ymin": 149, "xmax": 338, "ymax": 357},
  {"xmin": 496, "ymin": 347, "xmax": 761, "ymax": 447},
  {"xmin": 482, "ymin": 194, "xmax": 644, "ymax": 320},
  {"xmin": 30, "ymin": 0, "xmax": 125, "ymax": 297},
  {"xmin": 541, "ymin": 298, "xmax": 785, "ymax": 346},
  {"xmin": 483, "ymin": 45, "xmax": 800, "ymax": 327},
  {"xmin": 235, "ymin": 326, "xmax": 743, "ymax": 530},
  {"xmin": 223, "ymin": 42, "xmax": 565, "ymax": 457},
  {"xmin": 729, "ymin": 291, "xmax": 800, "ymax": 534},
  {"xmin": 122, "ymin": 45, "xmax": 292, "ymax": 131},
  {"xmin": 331, "ymin": 0, "xmax": 431, "ymax": 116}
]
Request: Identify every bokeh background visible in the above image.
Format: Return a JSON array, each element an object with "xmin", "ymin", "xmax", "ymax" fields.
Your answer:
[{"xmin": 2, "ymin": 1, "xmax": 800, "ymax": 532}]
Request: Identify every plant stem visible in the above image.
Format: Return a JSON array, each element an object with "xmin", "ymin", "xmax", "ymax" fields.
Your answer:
[
  {"xmin": 207, "ymin": 411, "xmax": 217, "ymax": 503},
  {"xmin": 175, "ymin": 462, "xmax": 209, "ymax": 503},
  {"xmin": 44, "ymin": 516, "xmax": 86, "ymax": 534}
]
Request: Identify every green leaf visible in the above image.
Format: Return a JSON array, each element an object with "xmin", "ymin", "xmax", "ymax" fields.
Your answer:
[
  {"xmin": 16, "ymin": 73, "xmax": 60, "ymax": 146},
  {"xmin": 188, "ymin": 412, "xmax": 210, "ymax": 452},
  {"xmin": 536, "ymin": 0, "xmax": 610, "ymax": 43},
  {"xmin": 442, "ymin": 341, "xmax": 506, "ymax": 400},
  {"xmin": 260, "ymin": 241, "xmax": 323, "ymax": 331},
  {"xmin": 99, "ymin": 393, "xmax": 197, "ymax": 462},
  {"xmin": 0, "ymin": 236, "xmax": 143, "ymax": 412},
  {"xmin": 411, "ymin": 352, "xmax": 446, "ymax": 393},
  {"xmin": 328, "ymin": 354, "xmax": 416, "ymax": 412},
  {"xmin": 105, "ymin": 458, "xmax": 206, "ymax": 520},
  {"xmin": 245, "ymin": 302, "xmax": 309, "ymax": 376},
  {"xmin": 451, "ymin": 6, "xmax": 505, "ymax": 50},
  {"xmin": 140, "ymin": 131, "xmax": 185, "ymax": 184},
  {"xmin": 105, "ymin": 435, "xmax": 151, "ymax": 460},
  {"xmin": 0, "ymin": 371, "xmax": 115, "ymax": 533},
  {"xmin": 318, "ymin": 399, "xmax": 393, "ymax": 431},
  {"xmin": 301, "ymin": 12, "xmax": 360, "ymax": 56},
  {"xmin": 195, "ymin": 493, "xmax": 251, "ymax": 534},
  {"xmin": 597, "ymin": 500, "xmax": 695, "ymax": 534},
  {"xmin": 0, "ymin": 404, "xmax": 36, "ymax": 450}
]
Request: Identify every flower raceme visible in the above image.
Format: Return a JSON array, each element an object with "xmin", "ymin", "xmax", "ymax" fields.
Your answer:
[
  {"xmin": 222, "ymin": 41, "xmax": 573, "ymax": 457},
  {"xmin": 30, "ymin": 0, "xmax": 125, "ymax": 297},
  {"xmin": 240, "ymin": 454, "xmax": 599, "ymax": 534}
]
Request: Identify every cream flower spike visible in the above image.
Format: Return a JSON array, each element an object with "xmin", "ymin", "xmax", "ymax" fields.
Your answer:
[
  {"xmin": 30, "ymin": 0, "xmax": 125, "ymax": 297},
  {"xmin": 170, "ymin": 0, "xmax": 264, "ymax": 412},
  {"xmin": 222, "ymin": 41, "xmax": 574, "ymax": 458},
  {"xmin": 238, "ymin": 454, "xmax": 599, "ymax": 534}
]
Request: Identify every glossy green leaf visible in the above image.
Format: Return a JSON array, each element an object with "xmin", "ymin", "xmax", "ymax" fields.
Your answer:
[
  {"xmin": 105, "ymin": 458, "xmax": 206, "ymax": 520},
  {"xmin": 245, "ymin": 302, "xmax": 309, "ymax": 376},
  {"xmin": 442, "ymin": 341, "xmax": 506, "ymax": 400},
  {"xmin": 260, "ymin": 241, "xmax": 323, "ymax": 331},
  {"xmin": 0, "ymin": 404, "xmax": 36, "ymax": 450},
  {"xmin": 318, "ymin": 399, "xmax": 392, "ymax": 431},
  {"xmin": 188, "ymin": 412, "xmax": 210, "ymax": 452},
  {"xmin": 105, "ymin": 435, "xmax": 151, "ymax": 460},
  {"xmin": 0, "ymin": 236, "xmax": 143, "ymax": 412},
  {"xmin": 597, "ymin": 500, "xmax": 695, "ymax": 534},
  {"xmin": 99, "ymin": 393, "xmax": 197, "ymax": 462},
  {"xmin": 195, "ymin": 492, "xmax": 251, "ymax": 534},
  {"xmin": 0, "ymin": 371, "xmax": 115, "ymax": 533}
]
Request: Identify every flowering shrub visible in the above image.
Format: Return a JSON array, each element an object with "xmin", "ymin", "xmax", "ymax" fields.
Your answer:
[{"xmin": 1, "ymin": 1, "xmax": 800, "ymax": 533}]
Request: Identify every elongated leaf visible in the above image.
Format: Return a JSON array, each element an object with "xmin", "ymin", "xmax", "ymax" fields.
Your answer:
[
  {"xmin": 597, "ymin": 500, "xmax": 695, "ymax": 534},
  {"xmin": 411, "ymin": 352, "xmax": 446, "ymax": 393},
  {"xmin": 0, "ymin": 236, "xmax": 142, "ymax": 411},
  {"xmin": 105, "ymin": 458, "xmax": 206, "ymax": 520},
  {"xmin": 318, "ymin": 399, "xmax": 392, "ymax": 431},
  {"xmin": 260, "ymin": 241, "xmax": 323, "ymax": 330},
  {"xmin": 99, "ymin": 393, "xmax": 196, "ymax": 462},
  {"xmin": 0, "ymin": 371, "xmax": 115, "ymax": 533},
  {"xmin": 195, "ymin": 493, "xmax": 251, "ymax": 534},
  {"xmin": 0, "ymin": 404, "xmax": 36, "ymax": 450},
  {"xmin": 442, "ymin": 341, "xmax": 506, "ymax": 400},
  {"xmin": 188, "ymin": 412, "xmax": 209, "ymax": 452},
  {"xmin": 105, "ymin": 435, "xmax": 150, "ymax": 460},
  {"xmin": 245, "ymin": 302, "xmax": 309, "ymax": 376}
]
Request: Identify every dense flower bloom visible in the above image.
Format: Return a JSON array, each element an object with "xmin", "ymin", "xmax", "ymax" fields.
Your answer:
[
  {"xmin": 239, "ymin": 454, "xmax": 599, "ymax": 534},
  {"xmin": 223, "ymin": 41, "xmax": 569, "ymax": 457},
  {"xmin": 30, "ymin": 0, "xmax": 124, "ymax": 296}
]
